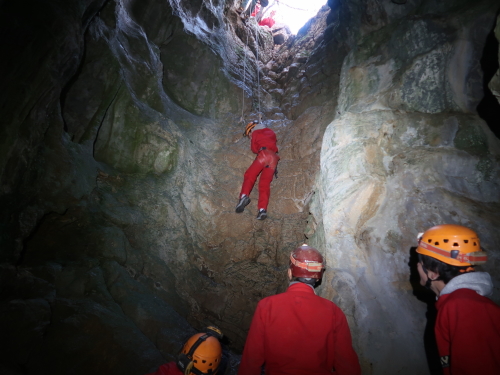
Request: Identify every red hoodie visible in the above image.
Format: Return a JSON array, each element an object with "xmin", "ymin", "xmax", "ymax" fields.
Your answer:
[
  {"xmin": 238, "ymin": 283, "xmax": 360, "ymax": 375},
  {"xmin": 435, "ymin": 282, "xmax": 500, "ymax": 374}
]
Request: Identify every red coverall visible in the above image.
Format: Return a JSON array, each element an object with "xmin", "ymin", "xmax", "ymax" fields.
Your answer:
[
  {"xmin": 259, "ymin": 17, "xmax": 275, "ymax": 28},
  {"xmin": 146, "ymin": 362, "xmax": 182, "ymax": 375},
  {"xmin": 251, "ymin": 3, "xmax": 261, "ymax": 17},
  {"xmin": 240, "ymin": 128, "xmax": 279, "ymax": 211},
  {"xmin": 238, "ymin": 283, "xmax": 361, "ymax": 375},
  {"xmin": 434, "ymin": 289, "xmax": 500, "ymax": 374}
]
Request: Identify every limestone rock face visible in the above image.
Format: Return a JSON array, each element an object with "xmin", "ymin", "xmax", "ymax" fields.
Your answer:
[
  {"xmin": 0, "ymin": 0, "xmax": 499, "ymax": 374},
  {"xmin": 489, "ymin": 14, "xmax": 500, "ymax": 104},
  {"xmin": 308, "ymin": 1, "xmax": 500, "ymax": 373}
]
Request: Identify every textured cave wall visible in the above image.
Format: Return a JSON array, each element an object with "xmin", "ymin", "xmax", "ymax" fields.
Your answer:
[
  {"xmin": 0, "ymin": 0, "xmax": 196, "ymax": 374},
  {"xmin": 1, "ymin": 0, "xmax": 500, "ymax": 375},
  {"xmin": 307, "ymin": 1, "xmax": 500, "ymax": 374},
  {"xmin": 1, "ymin": 0, "xmax": 343, "ymax": 373}
]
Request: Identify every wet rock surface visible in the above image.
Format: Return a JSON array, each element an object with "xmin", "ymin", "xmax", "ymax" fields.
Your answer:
[{"xmin": 0, "ymin": 0, "xmax": 500, "ymax": 374}]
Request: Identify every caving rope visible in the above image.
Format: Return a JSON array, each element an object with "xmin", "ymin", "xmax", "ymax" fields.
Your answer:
[
  {"xmin": 240, "ymin": 21, "xmax": 262, "ymax": 123},
  {"xmin": 241, "ymin": 32, "xmax": 249, "ymax": 123},
  {"xmin": 254, "ymin": 22, "xmax": 261, "ymax": 118}
]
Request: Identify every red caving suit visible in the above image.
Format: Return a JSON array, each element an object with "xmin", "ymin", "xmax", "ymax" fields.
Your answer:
[
  {"xmin": 434, "ymin": 272, "xmax": 500, "ymax": 375},
  {"xmin": 146, "ymin": 362, "xmax": 182, "ymax": 375},
  {"xmin": 259, "ymin": 17, "xmax": 275, "ymax": 28},
  {"xmin": 240, "ymin": 126, "xmax": 279, "ymax": 211},
  {"xmin": 238, "ymin": 282, "xmax": 361, "ymax": 375}
]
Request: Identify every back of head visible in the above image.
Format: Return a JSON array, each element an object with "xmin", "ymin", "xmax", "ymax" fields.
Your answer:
[
  {"xmin": 416, "ymin": 224, "xmax": 488, "ymax": 283},
  {"xmin": 289, "ymin": 244, "xmax": 325, "ymax": 283},
  {"xmin": 244, "ymin": 121, "xmax": 258, "ymax": 137},
  {"xmin": 178, "ymin": 328, "xmax": 223, "ymax": 375}
]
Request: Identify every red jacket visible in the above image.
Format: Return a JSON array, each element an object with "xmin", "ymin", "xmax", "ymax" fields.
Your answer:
[
  {"xmin": 435, "ymin": 288, "xmax": 500, "ymax": 374},
  {"xmin": 250, "ymin": 128, "xmax": 278, "ymax": 154},
  {"xmin": 259, "ymin": 17, "xmax": 275, "ymax": 28},
  {"xmin": 238, "ymin": 283, "xmax": 361, "ymax": 375},
  {"xmin": 146, "ymin": 362, "xmax": 182, "ymax": 375}
]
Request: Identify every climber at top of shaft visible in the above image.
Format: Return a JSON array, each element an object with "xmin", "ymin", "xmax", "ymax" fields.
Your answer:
[
  {"xmin": 235, "ymin": 120, "xmax": 279, "ymax": 220},
  {"xmin": 259, "ymin": 10, "xmax": 276, "ymax": 28},
  {"xmin": 238, "ymin": 0, "xmax": 269, "ymax": 20},
  {"xmin": 145, "ymin": 326, "xmax": 227, "ymax": 375}
]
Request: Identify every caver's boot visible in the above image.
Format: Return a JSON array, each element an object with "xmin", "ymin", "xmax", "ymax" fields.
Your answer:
[
  {"xmin": 235, "ymin": 195, "xmax": 251, "ymax": 213},
  {"xmin": 256, "ymin": 208, "xmax": 267, "ymax": 220}
]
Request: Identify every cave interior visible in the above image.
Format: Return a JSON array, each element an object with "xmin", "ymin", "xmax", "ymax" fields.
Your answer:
[{"xmin": 1, "ymin": 0, "xmax": 500, "ymax": 374}]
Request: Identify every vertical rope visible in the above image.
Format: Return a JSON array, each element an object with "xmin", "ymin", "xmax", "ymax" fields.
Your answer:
[
  {"xmin": 254, "ymin": 23, "xmax": 261, "ymax": 116},
  {"xmin": 241, "ymin": 32, "xmax": 249, "ymax": 122}
]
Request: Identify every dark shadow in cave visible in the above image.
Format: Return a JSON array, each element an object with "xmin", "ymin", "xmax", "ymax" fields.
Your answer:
[
  {"xmin": 476, "ymin": 24, "xmax": 500, "ymax": 139},
  {"xmin": 408, "ymin": 246, "xmax": 441, "ymax": 375}
]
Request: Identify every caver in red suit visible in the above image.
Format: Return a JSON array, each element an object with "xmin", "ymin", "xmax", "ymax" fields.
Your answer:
[
  {"xmin": 146, "ymin": 362, "xmax": 182, "ymax": 375},
  {"xmin": 259, "ymin": 10, "xmax": 276, "ymax": 28},
  {"xmin": 238, "ymin": 283, "xmax": 361, "ymax": 375},
  {"xmin": 239, "ymin": 124, "xmax": 279, "ymax": 211},
  {"xmin": 434, "ymin": 272, "xmax": 500, "ymax": 375},
  {"xmin": 251, "ymin": 3, "xmax": 260, "ymax": 17},
  {"xmin": 238, "ymin": 242, "xmax": 361, "ymax": 375},
  {"xmin": 259, "ymin": 16, "xmax": 275, "ymax": 28}
]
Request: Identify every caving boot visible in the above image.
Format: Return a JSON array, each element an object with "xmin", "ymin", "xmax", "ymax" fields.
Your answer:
[
  {"xmin": 256, "ymin": 209, "xmax": 267, "ymax": 220},
  {"xmin": 235, "ymin": 195, "xmax": 251, "ymax": 213}
]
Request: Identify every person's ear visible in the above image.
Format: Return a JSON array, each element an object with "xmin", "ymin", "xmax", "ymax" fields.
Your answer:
[{"xmin": 287, "ymin": 268, "xmax": 292, "ymax": 280}]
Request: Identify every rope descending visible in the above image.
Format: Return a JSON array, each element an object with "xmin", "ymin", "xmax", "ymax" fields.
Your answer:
[
  {"xmin": 253, "ymin": 22, "xmax": 261, "ymax": 117},
  {"xmin": 240, "ymin": 32, "xmax": 249, "ymax": 123}
]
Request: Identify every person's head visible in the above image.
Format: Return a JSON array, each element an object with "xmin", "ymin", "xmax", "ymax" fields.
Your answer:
[
  {"xmin": 415, "ymin": 224, "xmax": 487, "ymax": 295},
  {"xmin": 288, "ymin": 244, "xmax": 325, "ymax": 287},
  {"xmin": 177, "ymin": 327, "xmax": 223, "ymax": 375},
  {"xmin": 243, "ymin": 121, "xmax": 258, "ymax": 137}
]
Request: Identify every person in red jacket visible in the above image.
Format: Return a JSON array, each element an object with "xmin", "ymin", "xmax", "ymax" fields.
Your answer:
[
  {"xmin": 238, "ymin": 244, "xmax": 361, "ymax": 375},
  {"xmin": 146, "ymin": 327, "xmax": 227, "ymax": 375},
  {"xmin": 258, "ymin": 10, "xmax": 276, "ymax": 28},
  {"xmin": 235, "ymin": 121, "xmax": 280, "ymax": 220},
  {"xmin": 415, "ymin": 224, "xmax": 500, "ymax": 375}
]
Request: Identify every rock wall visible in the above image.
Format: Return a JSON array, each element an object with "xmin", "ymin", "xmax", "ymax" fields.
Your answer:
[
  {"xmin": 0, "ymin": 0, "xmax": 499, "ymax": 374},
  {"xmin": 308, "ymin": 1, "xmax": 500, "ymax": 374}
]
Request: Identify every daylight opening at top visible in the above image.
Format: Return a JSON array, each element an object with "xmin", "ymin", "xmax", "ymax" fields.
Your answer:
[{"xmin": 264, "ymin": 0, "xmax": 328, "ymax": 35}]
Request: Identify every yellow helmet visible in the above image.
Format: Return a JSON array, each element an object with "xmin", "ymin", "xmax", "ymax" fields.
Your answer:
[
  {"xmin": 243, "ymin": 121, "xmax": 258, "ymax": 137},
  {"xmin": 177, "ymin": 327, "xmax": 223, "ymax": 375},
  {"xmin": 416, "ymin": 224, "xmax": 487, "ymax": 266}
]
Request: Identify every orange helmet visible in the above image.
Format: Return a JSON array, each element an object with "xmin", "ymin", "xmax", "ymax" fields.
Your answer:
[
  {"xmin": 289, "ymin": 244, "xmax": 325, "ymax": 279},
  {"xmin": 416, "ymin": 224, "xmax": 487, "ymax": 266},
  {"xmin": 177, "ymin": 328, "xmax": 223, "ymax": 375},
  {"xmin": 243, "ymin": 121, "xmax": 258, "ymax": 137}
]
